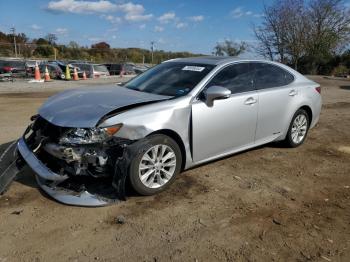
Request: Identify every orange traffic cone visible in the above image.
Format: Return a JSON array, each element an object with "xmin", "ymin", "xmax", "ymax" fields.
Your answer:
[
  {"xmin": 44, "ymin": 66, "xmax": 51, "ymax": 82},
  {"xmin": 73, "ymin": 67, "xmax": 79, "ymax": 81},
  {"xmin": 82, "ymin": 71, "xmax": 87, "ymax": 80},
  {"xmin": 34, "ymin": 62, "xmax": 41, "ymax": 81}
]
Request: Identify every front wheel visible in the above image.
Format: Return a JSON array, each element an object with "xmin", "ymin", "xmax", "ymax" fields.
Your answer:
[
  {"xmin": 129, "ymin": 134, "xmax": 182, "ymax": 196},
  {"xmin": 284, "ymin": 109, "xmax": 310, "ymax": 147}
]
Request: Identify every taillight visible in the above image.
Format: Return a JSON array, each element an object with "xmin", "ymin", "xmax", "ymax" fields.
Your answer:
[{"xmin": 315, "ymin": 86, "xmax": 321, "ymax": 94}]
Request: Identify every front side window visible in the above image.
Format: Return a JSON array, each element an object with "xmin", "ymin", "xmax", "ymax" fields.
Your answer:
[
  {"xmin": 124, "ymin": 62, "xmax": 215, "ymax": 97},
  {"xmin": 253, "ymin": 63, "xmax": 294, "ymax": 89},
  {"xmin": 206, "ymin": 63, "xmax": 255, "ymax": 94}
]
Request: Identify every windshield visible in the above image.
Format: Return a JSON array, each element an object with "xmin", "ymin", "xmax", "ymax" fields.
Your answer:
[{"xmin": 124, "ymin": 62, "xmax": 214, "ymax": 97}]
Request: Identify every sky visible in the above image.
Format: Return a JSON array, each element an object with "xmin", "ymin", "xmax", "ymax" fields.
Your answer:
[{"xmin": 1, "ymin": 0, "xmax": 276, "ymax": 54}]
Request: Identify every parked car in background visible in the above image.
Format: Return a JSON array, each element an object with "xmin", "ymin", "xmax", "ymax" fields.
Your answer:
[
  {"xmin": 71, "ymin": 63, "xmax": 93, "ymax": 78},
  {"xmin": 92, "ymin": 64, "xmax": 110, "ymax": 78},
  {"xmin": 104, "ymin": 63, "xmax": 142, "ymax": 75},
  {"xmin": 71, "ymin": 63, "xmax": 109, "ymax": 78},
  {"xmin": 133, "ymin": 65, "xmax": 149, "ymax": 74},
  {"xmin": 39, "ymin": 63, "xmax": 65, "ymax": 79},
  {"xmin": 24, "ymin": 60, "xmax": 38, "ymax": 76},
  {"xmin": 104, "ymin": 63, "xmax": 123, "ymax": 75},
  {"xmin": 49, "ymin": 61, "xmax": 84, "ymax": 78},
  {"xmin": 123, "ymin": 63, "xmax": 137, "ymax": 75},
  {"xmin": 0, "ymin": 60, "xmax": 26, "ymax": 75}
]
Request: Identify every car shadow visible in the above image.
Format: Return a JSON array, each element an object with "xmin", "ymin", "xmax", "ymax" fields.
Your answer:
[
  {"xmin": 340, "ymin": 86, "xmax": 350, "ymax": 90},
  {"xmin": 0, "ymin": 139, "xmax": 289, "ymax": 201},
  {"xmin": 185, "ymin": 141, "xmax": 287, "ymax": 172}
]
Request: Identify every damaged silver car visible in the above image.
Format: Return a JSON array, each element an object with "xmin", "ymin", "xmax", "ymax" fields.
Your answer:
[{"xmin": 0, "ymin": 56, "xmax": 322, "ymax": 206}]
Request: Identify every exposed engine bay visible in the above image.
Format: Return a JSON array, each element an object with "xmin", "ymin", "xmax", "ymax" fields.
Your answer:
[
  {"xmin": 10, "ymin": 115, "xmax": 140, "ymax": 206},
  {"xmin": 29, "ymin": 116, "xmax": 127, "ymax": 178}
]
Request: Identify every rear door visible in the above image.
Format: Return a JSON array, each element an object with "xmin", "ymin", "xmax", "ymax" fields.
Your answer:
[
  {"xmin": 192, "ymin": 63, "xmax": 258, "ymax": 162},
  {"xmin": 252, "ymin": 63, "xmax": 297, "ymax": 143}
]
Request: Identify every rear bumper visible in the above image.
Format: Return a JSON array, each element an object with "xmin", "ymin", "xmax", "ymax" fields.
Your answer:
[{"xmin": 17, "ymin": 138, "xmax": 117, "ymax": 207}]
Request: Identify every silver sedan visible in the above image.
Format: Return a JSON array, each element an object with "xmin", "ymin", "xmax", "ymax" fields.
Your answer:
[{"xmin": 13, "ymin": 56, "xmax": 322, "ymax": 206}]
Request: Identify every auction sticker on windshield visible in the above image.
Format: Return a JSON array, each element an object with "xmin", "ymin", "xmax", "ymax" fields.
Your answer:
[{"xmin": 182, "ymin": 66, "xmax": 205, "ymax": 72}]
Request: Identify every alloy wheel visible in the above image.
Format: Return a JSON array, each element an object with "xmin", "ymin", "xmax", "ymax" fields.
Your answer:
[
  {"xmin": 138, "ymin": 144, "xmax": 177, "ymax": 189},
  {"xmin": 291, "ymin": 114, "xmax": 308, "ymax": 144}
]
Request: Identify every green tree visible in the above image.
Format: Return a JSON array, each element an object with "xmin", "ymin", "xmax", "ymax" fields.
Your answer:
[{"xmin": 33, "ymin": 45, "xmax": 54, "ymax": 57}]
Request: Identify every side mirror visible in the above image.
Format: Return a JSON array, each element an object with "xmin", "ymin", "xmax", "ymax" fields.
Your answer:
[{"xmin": 203, "ymin": 86, "xmax": 231, "ymax": 107}]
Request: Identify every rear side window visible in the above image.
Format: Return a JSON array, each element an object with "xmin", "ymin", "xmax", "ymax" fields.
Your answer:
[
  {"xmin": 206, "ymin": 63, "xmax": 254, "ymax": 94},
  {"xmin": 253, "ymin": 63, "xmax": 294, "ymax": 89}
]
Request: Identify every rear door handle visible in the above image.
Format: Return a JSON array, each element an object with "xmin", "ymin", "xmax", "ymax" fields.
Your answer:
[
  {"xmin": 244, "ymin": 97, "xmax": 257, "ymax": 105},
  {"xmin": 289, "ymin": 90, "xmax": 297, "ymax": 96}
]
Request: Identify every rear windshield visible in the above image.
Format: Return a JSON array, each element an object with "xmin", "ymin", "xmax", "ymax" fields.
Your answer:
[
  {"xmin": 93, "ymin": 65, "xmax": 108, "ymax": 72},
  {"xmin": 124, "ymin": 62, "xmax": 214, "ymax": 97}
]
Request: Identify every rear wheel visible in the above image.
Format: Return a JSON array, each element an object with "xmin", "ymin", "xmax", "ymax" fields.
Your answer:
[
  {"xmin": 129, "ymin": 134, "xmax": 182, "ymax": 196},
  {"xmin": 285, "ymin": 109, "xmax": 310, "ymax": 147}
]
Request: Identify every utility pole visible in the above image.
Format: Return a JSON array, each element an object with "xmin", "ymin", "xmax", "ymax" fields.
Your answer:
[
  {"xmin": 10, "ymin": 27, "xmax": 17, "ymax": 58},
  {"xmin": 150, "ymin": 41, "xmax": 155, "ymax": 65}
]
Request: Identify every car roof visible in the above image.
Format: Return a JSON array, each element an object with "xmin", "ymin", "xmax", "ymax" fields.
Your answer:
[
  {"xmin": 166, "ymin": 56, "xmax": 242, "ymax": 65},
  {"xmin": 165, "ymin": 56, "xmax": 291, "ymax": 66}
]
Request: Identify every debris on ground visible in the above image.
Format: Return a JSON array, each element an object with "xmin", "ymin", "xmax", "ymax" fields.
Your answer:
[
  {"xmin": 11, "ymin": 209, "xmax": 23, "ymax": 215},
  {"xmin": 115, "ymin": 215, "xmax": 126, "ymax": 224}
]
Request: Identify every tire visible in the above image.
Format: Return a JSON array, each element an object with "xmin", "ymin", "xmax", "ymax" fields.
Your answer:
[
  {"xmin": 284, "ymin": 109, "xmax": 310, "ymax": 148},
  {"xmin": 129, "ymin": 134, "xmax": 182, "ymax": 196}
]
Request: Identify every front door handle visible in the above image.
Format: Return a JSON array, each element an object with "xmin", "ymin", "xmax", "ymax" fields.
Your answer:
[
  {"xmin": 244, "ymin": 97, "xmax": 257, "ymax": 105},
  {"xmin": 289, "ymin": 90, "xmax": 297, "ymax": 96}
]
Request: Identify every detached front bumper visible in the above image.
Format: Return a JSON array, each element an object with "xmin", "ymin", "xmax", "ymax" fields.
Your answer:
[{"xmin": 17, "ymin": 138, "xmax": 119, "ymax": 207}]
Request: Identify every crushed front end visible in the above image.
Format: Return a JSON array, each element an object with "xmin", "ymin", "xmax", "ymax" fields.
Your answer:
[{"xmin": 17, "ymin": 115, "xmax": 131, "ymax": 206}]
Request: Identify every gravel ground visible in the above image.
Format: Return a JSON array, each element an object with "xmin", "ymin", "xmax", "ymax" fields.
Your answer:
[
  {"xmin": 0, "ymin": 75, "xmax": 133, "ymax": 93},
  {"xmin": 0, "ymin": 76, "xmax": 349, "ymax": 262}
]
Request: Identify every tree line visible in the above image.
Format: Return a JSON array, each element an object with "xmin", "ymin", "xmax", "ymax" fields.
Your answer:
[
  {"xmin": 1, "ymin": 0, "xmax": 350, "ymax": 75},
  {"xmin": 254, "ymin": 0, "xmax": 350, "ymax": 75},
  {"xmin": 0, "ymin": 31, "xmax": 202, "ymax": 64},
  {"xmin": 213, "ymin": 0, "xmax": 350, "ymax": 75}
]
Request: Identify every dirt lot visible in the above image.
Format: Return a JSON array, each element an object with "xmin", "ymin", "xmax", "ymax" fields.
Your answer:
[{"xmin": 0, "ymin": 76, "xmax": 349, "ymax": 262}]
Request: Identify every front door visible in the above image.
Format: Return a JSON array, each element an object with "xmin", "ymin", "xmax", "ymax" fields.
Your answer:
[{"xmin": 191, "ymin": 63, "xmax": 258, "ymax": 163}]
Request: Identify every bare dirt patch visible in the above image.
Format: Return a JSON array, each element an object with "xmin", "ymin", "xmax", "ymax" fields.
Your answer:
[{"xmin": 0, "ymin": 76, "xmax": 349, "ymax": 261}]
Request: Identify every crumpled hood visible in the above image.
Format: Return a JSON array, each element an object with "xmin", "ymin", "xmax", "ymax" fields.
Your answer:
[{"xmin": 39, "ymin": 85, "xmax": 170, "ymax": 127}]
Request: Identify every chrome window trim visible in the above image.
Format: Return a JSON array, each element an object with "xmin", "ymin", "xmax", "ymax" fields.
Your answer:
[{"xmin": 190, "ymin": 60, "xmax": 297, "ymax": 104}]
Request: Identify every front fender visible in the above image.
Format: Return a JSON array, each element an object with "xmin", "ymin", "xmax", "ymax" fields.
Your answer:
[{"xmin": 98, "ymin": 97, "xmax": 194, "ymax": 168}]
